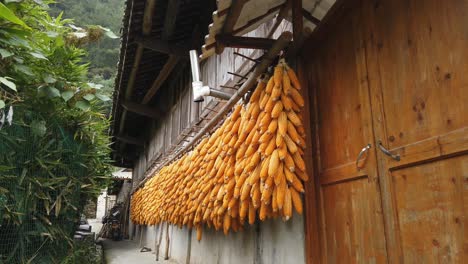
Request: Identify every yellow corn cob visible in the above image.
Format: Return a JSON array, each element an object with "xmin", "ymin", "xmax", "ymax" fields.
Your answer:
[
  {"xmin": 268, "ymin": 149, "xmax": 279, "ymax": 177},
  {"xmin": 260, "ymin": 91, "xmax": 270, "ymax": 110},
  {"xmin": 290, "ymin": 187, "xmax": 303, "ymax": 214},
  {"xmin": 283, "ymin": 187, "xmax": 292, "ymax": 220},
  {"xmin": 196, "ymin": 226, "xmax": 203, "ymax": 241},
  {"xmin": 223, "ymin": 213, "xmax": 231, "ymax": 235},
  {"xmin": 239, "ymin": 199, "xmax": 249, "ymax": 220},
  {"xmin": 265, "ymin": 76, "xmax": 275, "ymax": 94},
  {"xmin": 271, "ymin": 85, "xmax": 282, "ymax": 100},
  {"xmin": 259, "ymin": 202, "xmax": 268, "ymax": 221},
  {"xmin": 267, "ymin": 119, "xmax": 278, "ymax": 135},
  {"xmin": 284, "ymin": 134, "xmax": 298, "ymax": 153},
  {"xmin": 273, "ymin": 64, "xmax": 283, "ymax": 85},
  {"xmin": 284, "ymin": 153, "xmax": 296, "ymax": 172},
  {"xmin": 274, "ymin": 162, "xmax": 284, "ymax": 186},
  {"xmin": 290, "ymin": 172, "xmax": 305, "ymax": 193},
  {"xmin": 287, "ymin": 110, "xmax": 302, "ymax": 127},
  {"xmin": 250, "ymin": 80, "xmax": 265, "ymax": 103},
  {"xmin": 265, "ymin": 136, "xmax": 276, "ymax": 156},
  {"xmin": 286, "ymin": 65, "xmax": 301, "ymax": 90},
  {"xmin": 289, "ymin": 88, "xmax": 304, "ymax": 108},
  {"xmin": 278, "ymin": 112, "xmax": 287, "ymax": 136},
  {"xmin": 296, "ymin": 169, "xmax": 309, "ymax": 181},
  {"xmin": 260, "ymin": 156, "xmax": 270, "ymax": 181},
  {"xmin": 248, "ymin": 201, "xmax": 256, "ymax": 225},
  {"xmin": 272, "ymin": 187, "xmax": 278, "ymax": 212},
  {"xmin": 231, "ymin": 104, "xmax": 243, "ymax": 121},
  {"xmin": 292, "ymin": 151, "xmax": 306, "ymax": 172},
  {"xmin": 276, "ymin": 131, "xmax": 284, "ymax": 148},
  {"xmin": 264, "ymin": 95, "xmax": 276, "ymax": 113},
  {"xmin": 276, "ymin": 181, "xmax": 286, "ymax": 210},
  {"xmin": 271, "ymin": 101, "xmax": 283, "ymax": 118},
  {"xmin": 282, "ymin": 69, "xmax": 292, "ymax": 95},
  {"xmin": 281, "ymin": 94, "xmax": 293, "ymax": 111}
]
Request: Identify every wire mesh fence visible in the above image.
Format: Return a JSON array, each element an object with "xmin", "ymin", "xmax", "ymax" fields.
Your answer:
[{"xmin": 0, "ymin": 110, "xmax": 89, "ymax": 263}]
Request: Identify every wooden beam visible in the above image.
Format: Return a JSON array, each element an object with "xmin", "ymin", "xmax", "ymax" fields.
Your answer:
[
  {"xmin": 216, "ymin": 0, "xmax": 249, "ymax": 53},
  {"xmin": 142, "ymin": 55, "xmax": 180, "ymax": 104},
  {"xmin": 292, "ymin": 0, "xmax": 303, "ymax": 42},
  {"xmin": 115, "ymin": 134, "xmax": 145, "ymax": 146},
  {"xmin": 142, "ymin": 0, "xmax": 157, "ymax": 35},
  {"xmin": 302, "ymin": 8, "xmax": 320, "ymax": 25},
  {"xmin": 233, "ymin": 3, "xmax": 284, "ymax": 35},
  {"xmin": 135, "ymin": 36, "xmax": 189, "ymax": 57},
  {"xmin": 121, "ymin": 100, "xmax": 163, "ymax": 119},
  {"xmin": 162, "ymin": 0, "xmax": 180, "ymax": 40},
  {"xmin": 215, "ymin": 35, "xmax": 280, "ymax": 50}
]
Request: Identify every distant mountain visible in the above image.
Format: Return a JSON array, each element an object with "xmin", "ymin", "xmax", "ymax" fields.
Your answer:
[{"xmin": 49, "ymin": 0, "xmax": 125, "ymax": 80}]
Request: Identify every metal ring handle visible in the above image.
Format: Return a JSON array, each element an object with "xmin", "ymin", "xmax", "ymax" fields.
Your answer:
[
  {"xmin": 377, "ymin": 140, "xmax": 400, "ymax": 161},
  {"xmin": 356, "ymin": 144, "xmax": 372, "ymax": 169}
]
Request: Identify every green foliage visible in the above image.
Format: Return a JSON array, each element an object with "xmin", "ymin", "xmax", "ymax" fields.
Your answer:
[
  {"xmin": 0, "ymin": 1, "xmax": 114, "ymax": 262},
  {"xmin": 61, "ymin": 238, "xmax": 103, "ymax": 264}
]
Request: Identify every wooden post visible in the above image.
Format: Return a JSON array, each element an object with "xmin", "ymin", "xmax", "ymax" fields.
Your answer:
[
  {"xmin": 185, "ymin": 228, "xmax": 192, "ymax": 264},
  {"xmin": 155, "ymin": 222, "xmax": 164, "ymax": 261},
  {"xmin": 164, "ymin": 223, "xmax": 170, "ymax": 260},
  {"xmin": 292, "ymin": 0, "xmax": 303, "ymax": 43}
]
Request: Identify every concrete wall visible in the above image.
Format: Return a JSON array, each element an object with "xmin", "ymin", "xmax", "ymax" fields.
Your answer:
[{"xmin": 132, "ymin": 212, "xmax": 305, "ymax": 264}]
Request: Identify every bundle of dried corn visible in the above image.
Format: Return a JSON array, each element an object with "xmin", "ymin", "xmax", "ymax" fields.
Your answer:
[{"xmin": 130, "ymin": 59, "xmax": 307, "ymax": 240}]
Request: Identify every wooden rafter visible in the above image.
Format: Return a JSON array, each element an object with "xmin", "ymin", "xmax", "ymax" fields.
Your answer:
[
  {"xmin": 216, "ymin": 0, "xmax": 249, "ymax": 53},
  {"xmin": 121, "ymin": 100, "xmax": 163, "ymax": 119},
  {"xmin": 233, "ymin": 3, "xmax": 284, "ymax": 35},
  {"xmin": 162, "ymin": 0, "xmax": 180, "ymax": 40},
  {"xmin": 215, "ymin": 34, "xmax": 279, "ymax": 50},
  {"xmin": 135, "ymin": 36, "xmax": 189, "ymax": 57},
  {"xmin": 142, "ymin": 55, "xmax": 180, "ymax": 104},
  {"xmin": 115, "ymin": 134, "xmax": 145, "ymax": 146},
  {"xmin": 302, "ymin": 8, "xmax": 320, "ymax": 25}
]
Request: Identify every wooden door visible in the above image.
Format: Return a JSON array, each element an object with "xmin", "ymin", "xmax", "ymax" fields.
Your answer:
[
  {"xmin": 362, "ymin": 0, "xmax": 468, "ymax": 262},
  {"xmin": 303, "ymin": 6, "xmax": 388, "ymax": 263}
]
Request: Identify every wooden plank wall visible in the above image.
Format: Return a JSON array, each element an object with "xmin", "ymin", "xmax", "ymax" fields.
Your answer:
[{"xmin": 132, "ymin": 20, "xmax": 292, "ymax": 182}]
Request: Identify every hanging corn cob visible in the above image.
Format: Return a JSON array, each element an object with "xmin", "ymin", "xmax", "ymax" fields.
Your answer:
[{"xmin": 130, "ymin": 59, "xmax": 308, "ymax": 240}]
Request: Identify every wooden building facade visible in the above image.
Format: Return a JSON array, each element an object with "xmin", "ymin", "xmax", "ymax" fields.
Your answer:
[{"xmin": 111, "ymin": 0, "xmax": 467, "ymax": 263}]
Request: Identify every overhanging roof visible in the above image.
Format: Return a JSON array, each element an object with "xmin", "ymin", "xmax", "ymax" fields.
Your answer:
[
  {"xmin": 201, "ymin": 0, "xmax": 336, "ymax": 59},
  {"xmin": 110, "ymin": 0, "xmax": 216, "ymax": 167}
]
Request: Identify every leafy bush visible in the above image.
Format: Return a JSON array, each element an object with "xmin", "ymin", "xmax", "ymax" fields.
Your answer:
[{"xmin": 0, "ymin": 1, "xmax": 115, "ymax": 262}]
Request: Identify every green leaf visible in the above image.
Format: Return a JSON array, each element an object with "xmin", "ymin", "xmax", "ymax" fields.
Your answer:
[
  {"xmin": 46, "ymin": 87, "xmax": 60, "ymax": 98},
  {"xmin": 95, "ymin": 93, "xmax": 111, "ymax": 101},
  {"xmin": 29, "ymin": 52, "xmax": 47, "ymax": 60},
  {"xmin": 30, "ymin": 120, "xmax": 47, "ymax": 137},
  {"xmin": 45, "ymin": 31, "xmax": 58, "ymax": 38},
  {"xmin": 43, "ymin": 75, "xmax": 56, "ymax": 84},
  {"xmin": 61, "ymin": 90, "xmax": 74, "ymax": 102},
  {"xmin": 75, "ymin": 100, "xmax": 90, "ymax": 111},
  {"xmin": 38, "ymin": 86, "xmax": 60, "ymax": 98},
  {"xmin": 0, "ymin": 77, "xmax": 17, "ymax": 91},
  {"xmin": 14, "ymin": 64, "xmax": 34, "ymax": 76},
  {"xmin": 98, "ymin": 25, "xmax": 118, "ymax": 39},
  {"xmin": 0, "ymin": 100, "xmax": 5, "ymax": 109},
  {"xmin": 0, "ymin": 48, "xmax": 13, "ymax": 58},
  {"xmin": 0, "ymin": 3, "xmax": 31, "ymax": 29},
  {"xmin": 83, "ymin": 93, "xmax": 95, "ymax": 101}
]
